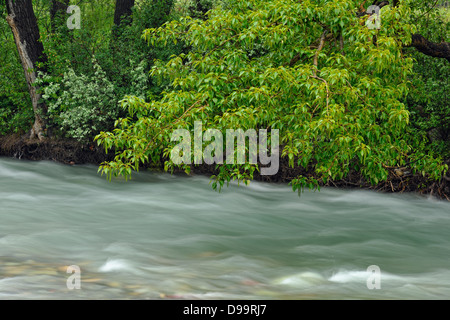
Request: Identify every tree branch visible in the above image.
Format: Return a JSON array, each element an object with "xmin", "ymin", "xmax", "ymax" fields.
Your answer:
[
  {"xmin": 313, "ymin": 30, "xmax": 328, "ymax": 76},
  {"xmin": 287, "ymin": 1, "xmax": 450, "ymax": 67},
  {"xmin": 310, "ymin": 75, "xmax": 330, "ymax": 115},
  {"xmin": 284, "ymin": 30, "xmax": 333, "ymax": 68},
  {"xmin": 356, "ymin": 1, "xmax": 450, "ymax": 62},
  {"xmin": 408, "ymin": 34, "xmax": 450, "ymax": 63}
]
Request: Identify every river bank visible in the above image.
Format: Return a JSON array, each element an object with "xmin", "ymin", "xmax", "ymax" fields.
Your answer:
[{"xmin": 1, "ymin": 134, "xmax": 449, "ymax": 201}]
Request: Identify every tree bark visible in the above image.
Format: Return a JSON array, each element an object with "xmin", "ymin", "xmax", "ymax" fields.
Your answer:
[
  {"xmin": 114, "ymin": 0, "xmax": 135, "ymax": 26},
  {"xmin": 6, "ymin": 0, "xmax": 48, "ymax": 140},
  {"xmin": 409, "ymin": 34, "xmax": 450, "ymax": 63},
  {"xmin": 111, "ymin": 0, "xmax": 135, "ymax": 45}
]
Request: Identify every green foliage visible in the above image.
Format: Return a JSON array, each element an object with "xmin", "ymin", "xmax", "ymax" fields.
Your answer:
[
  {"xmin": 404, "ymin": 3, "xmax": 450, "ymax": 158},
  {"xmin": 96, "ymin": 0, "xmax": 447, "ymax": 190},
  {"xmin": 1, "ymin": 0, "xmax": 448, "ymax": 192},
  {"xmin": 0, "ymin": 95, "xmax": 34, "ymax": 136},
  {"xmin": 172, "ymin": 0, "xmax": 226, "ymax": 20},
  {"xmin": 406, "ymin": 54, "xmax": 450, "ymax": 158},
  {"xmin": 37, "ymin": 59, "xmax": 118, "ymax": 142},
  {"xmin": 0, "ymin": 0, "xmax": 197, "ymax": 140},
  {"xmin": 33, "ymin": 0, "xmax": 181, "ymax": 142},
  {"xmin": 187, "ymin": 0, "xmax": 215, "ymax": 19},
  {"xmin": 37, "ymin": 58, "xmax": 148, "ymax": 142},
  {"xmin": 39, "ymin": 0, "xmax": 115, "ymax": 77},
  {"xmin": 107, "ymin": 0, "xmax": 182, "ymax": 99}
]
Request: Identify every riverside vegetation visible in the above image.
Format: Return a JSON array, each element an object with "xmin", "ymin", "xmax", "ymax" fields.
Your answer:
[{"xmin": 0, "ymin": 0, "xmax": 449, "ymax": 199}]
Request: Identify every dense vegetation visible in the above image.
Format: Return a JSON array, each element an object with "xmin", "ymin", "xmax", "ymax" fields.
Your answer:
[
  {"xmin": 0, "ymin": 0, "xmax": 449, "ymax": 195},
  {"xmin": 404, "ymin": 3, "xmax": 450, "ymax": 159}
]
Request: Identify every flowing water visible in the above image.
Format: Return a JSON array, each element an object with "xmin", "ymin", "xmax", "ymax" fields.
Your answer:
[{"xmin": 0, "ymin": 157, "xmax": 449, "ymax": 300}]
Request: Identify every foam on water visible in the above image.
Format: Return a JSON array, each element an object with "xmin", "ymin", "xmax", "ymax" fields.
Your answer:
[
  {"xmin": 275, "ymin": 272, "xmax": 328, "ymax": 287},
  {"xmin": 98, "ymin": 259, "xmax": 134, "ymax": 273},
  {"xmin": 328, "ymin": 269, "xmax": 404, "ymax": 283}
]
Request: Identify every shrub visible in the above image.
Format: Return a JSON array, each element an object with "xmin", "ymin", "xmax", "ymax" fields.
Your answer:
[{"xmin": 38, "ymin": 58, "xmax": 148, "ymax": 142}]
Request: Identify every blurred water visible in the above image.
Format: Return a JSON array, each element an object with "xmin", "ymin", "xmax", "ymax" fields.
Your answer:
[{"xmin": 0, "ymin": 158, "xmax": 449, "ymax": 299}]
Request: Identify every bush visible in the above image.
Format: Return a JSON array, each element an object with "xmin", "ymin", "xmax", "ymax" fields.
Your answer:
[
  {"xmin": 37, "ymin": 58, "xmax": 148, "ymax": 142},
  {"xmin": 0, "ymin": 95, "xmax": 34, "ymax": 136},
  {"xmin": 406, "ymin": 54, "xmax": 450, "ymax": 158},
  {"xmin": 404, "ymin": 3, "xmax": 450, "ymax": 158}
]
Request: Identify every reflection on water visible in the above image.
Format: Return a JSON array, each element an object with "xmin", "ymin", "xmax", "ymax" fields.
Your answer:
[{"xmin": 0, "ymin": 158, "xmax": 449, "ymax": 299}]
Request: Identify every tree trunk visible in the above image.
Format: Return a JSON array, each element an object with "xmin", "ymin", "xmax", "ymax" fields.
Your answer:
[
  {"xmin": 111, "ymin": 0, "xmax": 135, "ymax": 47},
  {"xmin": 111, "ymin": 0, "xmax": 135, "ymax": 55},
  {"xmin": 6, "ymin": 0, "xmax": 48, "ymax": 140},
  {"xmin": 114, "ymin": 0, "xmax": 135, "ymax": 26},
  {"xmin": 50, "ymin": 0, "xmax": 69, "ymax": 31}
]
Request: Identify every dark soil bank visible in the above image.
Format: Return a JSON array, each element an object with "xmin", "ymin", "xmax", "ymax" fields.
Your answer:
[
  {"xmin": 1, "ymin": 134, "xmax": 449, "ymax": 201},
  {"xmin": 0, "ymin": 134, "xmax": 114, "ymax": 165}
]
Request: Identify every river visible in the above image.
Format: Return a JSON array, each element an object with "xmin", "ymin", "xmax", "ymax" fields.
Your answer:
[{"xmin": 0, "ymin": 158, "xmax": 449, "ymax": 299}]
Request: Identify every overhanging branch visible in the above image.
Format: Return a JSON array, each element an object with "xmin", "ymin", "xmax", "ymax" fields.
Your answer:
[
  {"xmin": 356, "ymin": 1, "xmax": 450, "ymax": 62},
  {"xmin": 408, "ymin": 34, "xmax": 450, "ymax": 63},
  {"xmin": 285, "ymin": 1, "xmax": 449, "ymax": 67}
]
